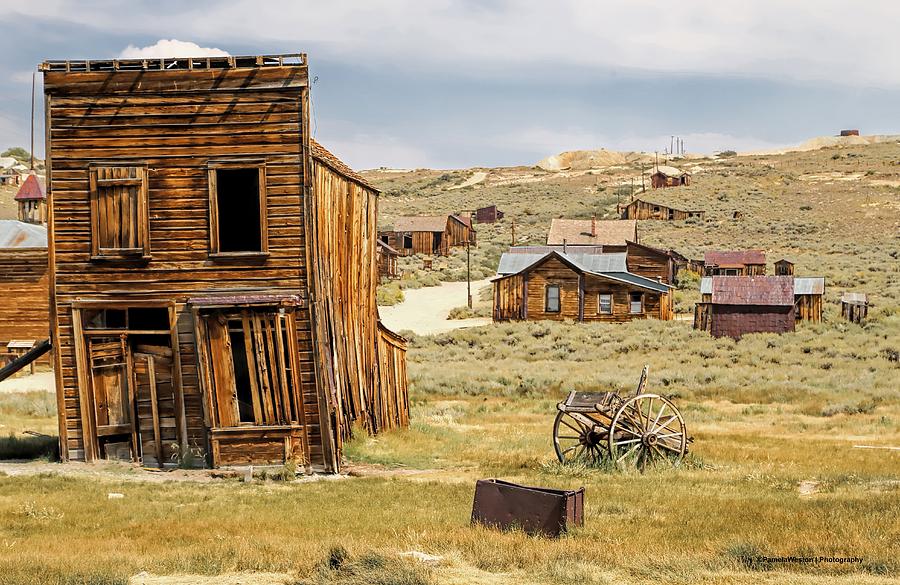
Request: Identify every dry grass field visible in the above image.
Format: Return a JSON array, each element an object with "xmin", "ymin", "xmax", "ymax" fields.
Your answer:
[{"xmin": 0, "ymin": 142, "xmax": 898, "ymax": 584}]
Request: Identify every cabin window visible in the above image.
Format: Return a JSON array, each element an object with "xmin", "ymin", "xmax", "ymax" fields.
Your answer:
[
  {"xmin": 629, "ymin": 292, "xmax": 643, "ymax": 314},
  {"xmin": 88, "ymin": 165, "xmax": 149, "ymax": 260},
  {"xmin": 208, "ymin": 161, "xmax": 267, "ymax": 256},
  {"xmin": 545, "ymin": 285, "xmax": 561, "ymax": 313},
  {"xmin": 598, "ymin": 293, "xmax": 613, "ymax": 314},
  {"xmin": 200, "ymin": 309, "xmax": 301, "ymax": 428},
  {"xmin": 403, "ymin": 234, "xmax": 413, "ymax": 249}
]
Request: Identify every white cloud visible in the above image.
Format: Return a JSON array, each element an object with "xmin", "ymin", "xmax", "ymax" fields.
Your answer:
[{"xmin": 119, "ymin": 39, "xmax": 230, "ymax": 59}]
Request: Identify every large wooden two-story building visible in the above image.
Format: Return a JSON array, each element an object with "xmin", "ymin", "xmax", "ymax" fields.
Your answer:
[{"xmin": 41, "ymin": 53, "xmax": 407, "ymax": 472}]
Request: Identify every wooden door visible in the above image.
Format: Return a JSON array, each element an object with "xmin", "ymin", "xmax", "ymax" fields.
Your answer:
[
  {"xmin": 87, "ymin": 336, "xmax": 136, "ymax": 459},
  {"xmin": 132, "ymin": 346, "xmax": 177, "ymax": 468}
]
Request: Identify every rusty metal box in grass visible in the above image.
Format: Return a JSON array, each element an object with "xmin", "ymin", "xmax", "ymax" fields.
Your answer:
[{"xmin": 471, "ymin": 479, "xmax": 584, "ymax": 537}]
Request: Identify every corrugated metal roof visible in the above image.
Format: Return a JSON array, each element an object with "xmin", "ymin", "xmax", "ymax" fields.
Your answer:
[
  {"xmin": 700, "ymin": 277, "xmax": 712, "ymax": 295},
  {"xmin": 704, "ymin": 249, "xmax": 766, "ymax": 266},
  {"xmin": 547, "ymin": 218, "xmax": 637, "ymax": 246},
  {"xmin": 709, "ymin": 276, "xmax": 794, "ymax": 306},
  {"xmin": 14, "ymin": 174, "xmax": 45, "ymax": 201},
  {"xmin": 794, "ymin": 277, "xmax": 825, "ymax": 295},
  {"xmin": 0, "ymin": 220, "xmax": 47, "ymax": 248},
  {"xmin": 841, "ymin": 292, "xmax": 868, "ymax": 304},
  {"xmin": 390, "ymin": 215, "xmax": 449, "ymax": 233}
]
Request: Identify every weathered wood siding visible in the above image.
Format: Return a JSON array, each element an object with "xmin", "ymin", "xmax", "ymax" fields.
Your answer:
[
  {"xmin": 0, "ymin": 248, "xmax": 50, "ymax": 361},
  {"xmin": 626, "ymin": 242, "xmax": 674, "ymax": 284},
  {"xmin": 446, "ymin": 216, "xmax": 475, "ymax": 247},
  {"xmin": 621, "ymin": 200, "xmax": 704, "ymax": 221},
  {"xmin": 307, "ymin": 155, "xmax": 408, "ymax": 462},
  {"xmin": 524, "ymin": 258, "xmax": 581, "ymax": 320},
  {"xmin": 699, "ymin": 304, "xmax": 795, "ymax": 339},
  {"xmin": 795, "ymin": 294, "xmax": 822, "ymax": 322},
  {"xmin": 492, "ymin": 275, "xmax": 525, "ymax": 321},
  {"xmin": 43, "ymin": 65, "xmax": 327, "ymax": 466},
  {"xmin": 582, "ymin": 275, "xmax": 667, "ymax": 322},
  {"xmin": 380, "ymin": 230, "xmax": 445, "ymax": 256}
]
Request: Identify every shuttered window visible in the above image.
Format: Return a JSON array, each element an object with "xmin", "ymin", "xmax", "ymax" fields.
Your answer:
[
  {"xmin": 545, "ymin": 284, "xmax": 561, "ymax": 313},
  {"xmin": 88, "ymin": 165, "xmax": 150, "ymax": 260}
]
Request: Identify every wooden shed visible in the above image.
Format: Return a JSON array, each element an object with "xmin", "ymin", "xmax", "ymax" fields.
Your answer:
[
  {"xmin": 839, "ymin": 130, "xmax": 860, "ymax": 137},
  {"xmin": 0, "ymin": 220, "xmax": 50, "ymax": 368},
  {"xmin": 695, "ymin": 276, "xmax": 795, "ymax": 339},
  {"xmin": 379, "ymin": 214, "xmax": 474, "ymax": 256},
  {"xmin": 493, "ymin": 248, "xmax": 672, "ymax": 323},
  {"xmin": 474, "ymin": 204, "xmax": 504, "ymax": 223},
  {"xmin": 547, "ymin": 217, "xmax": 638, "ymax": 251},
  {"xmin": 619, "ymin": 197, "xmax": 704, "ymax": 221},
  {"xmin": 841, "ymin": 292, "xmax": 868, "ymax": 323},
  {"xmin": 650, "ymin": 165, "xmax": 691, "ymax": 189},
  {"xmin": 15, "ymin": 173, "xmax": 47, "ymax": 225},
  {"xmin": 376, "ymin": 240, "xmax": 399, "ymax": 279},
  {"xmin": 793, "ymin": 277, "xmax": 824, "ymax": 322},
  {"xmin": 704, "ymin": 250, "xmax": 767, "ymax": 276},
  {"xmin": 625, "ymin": 241, "xmax": 677, "ymax": 285},
  {"xmin": 774, "ymin": 258, "xmax": 794, "ymax": 276},
  {"xmin": 41, "ymin": 53, "xmax": 408, "ymax": 472}
]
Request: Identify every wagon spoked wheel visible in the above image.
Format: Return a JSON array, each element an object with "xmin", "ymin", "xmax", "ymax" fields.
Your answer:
[
  {"xmin": 608, "ymin": 394, "xmax": 687, "ymax": 472},
  {"xmin": 553, "ymin": 409, "xmax": 606, "ymax": 465}
]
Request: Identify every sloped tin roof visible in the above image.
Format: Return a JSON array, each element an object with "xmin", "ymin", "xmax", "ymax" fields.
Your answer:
[
  {"xmin": 704, "ymin": 249, "xmax": 766, "ymax": 266},
  {"xmin": 794, "ymin": 277, "xmax": 825, "ymax": 295},
  {"xmin": 708, "ymin": 276, "xmax": 794, "ymax": 306},
  {"xmin": 390, "ymin": 215, "xmax": 449, "ymax": 233},
  {"xmin": 547, "ymin": 218, "xmax": 637, "ymax": 246},
  {"xmin": 0, "ymin": 220, "xmax": 47, "ymax": 248}
]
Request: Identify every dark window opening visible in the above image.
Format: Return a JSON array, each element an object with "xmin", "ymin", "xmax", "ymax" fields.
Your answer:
[
  {"xmin": 380, "ymin": 234, "xmax": 389, "ymax": 245},
  {"xmin": 403, "ymin": 234, "xmax": 413, "ymax": 249},
  {"xmin": 228, "ymin": 324, "xmax": 255, "ymax": 423},
  {"xmin": 127, "ymin": 308, "xmax": 169, "ymax": 331},
  {"xmin": 84, "ymin": 309, "xmax": 127, "ymax": 329},
  {"xmin": 433, "ymin": 232, "xmax": 443, "ymax": 253},
  {"xmin": 215, "ymin": 168, "xmax": 262, "ymax": 252}
]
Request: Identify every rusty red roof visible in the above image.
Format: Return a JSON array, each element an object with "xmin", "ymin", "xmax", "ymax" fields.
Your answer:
[
  {"xmin": 709, "ymin": 276, "xmax": 794, "ymax": 306},
  {"xmin": 14, "ymin": 173, "xmax": 45, "ymax": 201},
  {"xmin": 547, "ymin": 218, "xmax": 637, "ymax": 246},
  {"xmin": 704, "ymin": 249, "xmax": 766, "ymax": 266}
]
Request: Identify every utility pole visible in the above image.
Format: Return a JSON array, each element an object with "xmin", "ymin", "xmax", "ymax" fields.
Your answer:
[
  {"xmin": 30, "ymin": 71, "xmax": 35, "ymax": 170},
  {"xmin": 511, "ymin": 219, "xmax": 516, "ymax": 246},
  {"xmin": 641, "ymin": 163, "xmax": 645, "ymax": 191},
  {"xmin": 630, "ymin": 177, "xmax": 634, "ymax": 200},
  {"xmin": 466, "ymin": 240, "xmax": 472, "ymax": 309}
]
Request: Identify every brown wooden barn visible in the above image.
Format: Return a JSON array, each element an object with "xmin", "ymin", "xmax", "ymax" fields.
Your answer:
[
  {"xmin": 0, "ymin": 220, "xmax": 50, "ymax": 368},
  {"xmin": 650, "ymin": 165, "xmax": 691, "ymax": 188},
  {"xmin": 841, "ymin": 292, "xmax": 868, "ymax": 323},
  {"xmin": 376, "ymin": 240, "xmax": 399, "ymax": 279},
  {"xmin": 40, "ymin": 53, "xmax": 408, "ymax": 472},
  {"xmin": 619, "ymin": 197, "xmax": 704, "ymax": 221},
  {"xmin": 695, "ymin": 276, "xmax": 795, "ymax": 339},
  {"xmin": 474, "ymin": 204, "xmax": 504, "ymax": 223},
  {"xmin": 793, "ymin": 277, "xmax": 824, "ymax": 322},
  {"xmin": 704, "ymin": 250, "xmax": 767, "ymax": 276},
  {"xmin": 493, "ymin": 248, "xmax": 672, "ymax": 322},
  {"xmin": 774, "ymin": 258, "xmax": 794, "ymax": 276},
  {"xmin": 546, "ymin": 217, "xmax": 638, "ymax": 251},
  {"xmin": 380, "ymin": 214, "xmax": 474, "ymax": 256},
  {"xmin": 15, "ymin": 173, "xmax": 48, "ymax": 225},
  {"xmin": 625, "ymin": 241, "xmax": 678, "ymax": 285}
]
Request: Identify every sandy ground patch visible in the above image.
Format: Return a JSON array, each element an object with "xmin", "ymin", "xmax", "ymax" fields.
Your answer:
[
  {"xmin": 130, "ymin": 572, "xmax": 293, "ymax": 585},
  {"xmin": 448, "ymin": 171, "xmax": 488, "ymax": 190},
  {"xmin": 379, "ymin": 279, "xmax": 492, "ymax": 335},
  {"xmin": 0, "ymin": 370, "xmax": 54, "ymax": 393}
]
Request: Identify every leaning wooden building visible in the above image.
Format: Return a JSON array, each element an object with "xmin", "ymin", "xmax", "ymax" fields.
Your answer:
[{"xmin": 41, "ymin": 53, "xmax": 407, "ymax": 472}]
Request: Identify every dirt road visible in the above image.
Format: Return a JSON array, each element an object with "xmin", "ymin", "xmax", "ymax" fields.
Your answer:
[{"xmin": 379, "ymin": 279, "xmax": 492, "ymax": 335}]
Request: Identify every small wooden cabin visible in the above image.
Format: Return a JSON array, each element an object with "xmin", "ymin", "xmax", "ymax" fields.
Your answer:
[
  {"xmin": 650, "ymin": 165, "xmax": 691, "ymax": 189},
  {"xmin": 380, "ymin": 214, "xmax": 474, "ymax": 256},
  {"xmin": 625, "ymin": 241, "xmax": 677, "ymax": 285},
  {"xmin": 793, "ymin": 277, "xmax": 824, "ymax": 322},
  {"xmin": 619, "ymin": 198, "xmax": 704, "ymax": 221},
  {"xmin": 695, "ymin": 276, "xmax": 795, "ymax": 339},
  {"xmin": 0, "ymin": 220, "xmax": 50, "ymax": 367},
  {"xmin": 774, "ymin": 259, "xmax": 794, "ymax": 276},
  {"xmin": 841, "ymin": 292, "xmax": 868, "ymax": 323},
  {"xmin": 15, "ymin": 173, "xmax": 47, "ymax": 225},
  {"xmin": 547, "ymin": 217, "xmax": 638, "ymax": 251},
  {"xmin": 493, "ymin": 248, "xmax": 672, "ymax": 322},
  {"xmin": 474, "ymin": 204, "xmax": 504, "ymax": 223},
  {"xmin": 376, "ymin": 240, "xmax": 399, "ymax": 279},
  {"xmin": 704, "ymin": 250, "xmax": 766, "ymax": 276},
  {"xmin": 839, "ymin": 129, "xmax": 860, "ymax": 137},
  {"xmin": 41, "ymin": 53, "xmax": 407, "ymax": 472}
]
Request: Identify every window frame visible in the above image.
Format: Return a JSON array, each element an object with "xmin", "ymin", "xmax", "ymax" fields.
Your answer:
[
  {"xmin": 598, "ymin": 293, "xmax": 613, "ymax": 315},
  {"xmin": 629, "ymin": 292, "xmax": 644, "ymax": 314},
  {"xmin": 207, "ymin": 160, "xmax": 268, "ymax": 259},
  {"xmin": 88, "ymin": 163, "xmax": 150, "ymax": 261},
  {"xmin": 545, "ymin": 284, "xmax": 561, "ymax": 313}
]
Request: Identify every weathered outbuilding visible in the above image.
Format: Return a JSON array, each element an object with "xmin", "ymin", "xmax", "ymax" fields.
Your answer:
[
  {"xmin": 793, "ymin": 277, "xmax": 824, "ymax": 322},
  {"xmin": 493, "ymin": 248, "xmax": 672, "ymax": 322},
  {"xmin": 380, "ymin": 214, "xmax": 474, "ymax": 256},
  {"xmin": 0, "ymin": 220, "xmax": 49, "ymax": 367},
  {"xmin": 774, "ymin": 258, "xmax": 794, "ymax": 276},
  {"xmin": 704, "ymin": 250, "xmax": 767, "ymax": 276},
  {"xmin": 625, "ymin": 241, "xmax": 678, "ymax": 285},
  {"xmin": 547, "ymin": 217, "xmax": 638, "ymax": 251},
  {"xmin": 14, "ymin": 173, "xmax": 47, "ymax": 225},
  {"xmin": 376, "ymin": 240, "xmax": 400, "ymax": 279},
  {"xmin": 695, "ymin": 276, "xmax": 795, "ymax": 339},
  {"xmin": 474, "ymin": 204, "xmax": 504, "ymax": 223},
  {"xmin": 619, "ymin": 197, "xmax": 704, "ymax": 221},
  {"xmin": 650, "ymin": 165, "xmax": 691, "ymax": 188},
  {"xmin": 41, "ymin": 53, "xmax": 407, "ymax": 472},
  {"xmin": 841, "ymin": 292, "xmax": 868, "ymax": 323}
]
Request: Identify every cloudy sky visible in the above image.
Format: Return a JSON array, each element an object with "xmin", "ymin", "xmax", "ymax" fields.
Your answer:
[{"xmin": 1, "ymin": 1, "xmax": 898, "ymax": 168}]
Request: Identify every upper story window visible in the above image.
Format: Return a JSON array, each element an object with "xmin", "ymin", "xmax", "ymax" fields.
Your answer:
[
  {"xmin": 545, "ymin": 284, "xmax": 561, "ymax": 313},
  {"xmin": 88, "ymin": 164, "xmax": 149, "ymax": 260},
  {"xmin": 208, "ymin": 161, "xmax": 268, "ymax": 257}
]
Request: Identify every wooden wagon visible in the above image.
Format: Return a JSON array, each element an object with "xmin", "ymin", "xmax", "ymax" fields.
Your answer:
[{"xmin": 552, "ymin": 367, "xmax": 691, "ymax": 471}]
